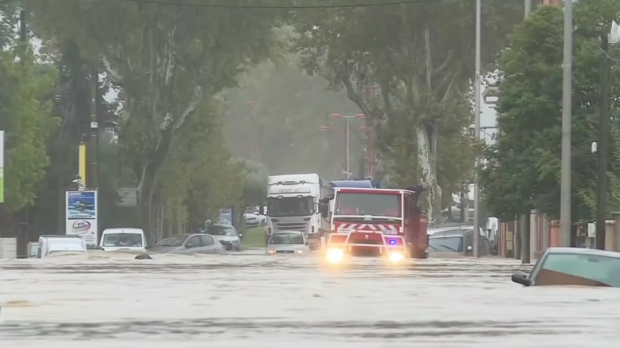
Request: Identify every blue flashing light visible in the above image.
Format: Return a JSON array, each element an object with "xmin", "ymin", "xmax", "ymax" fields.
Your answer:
[{"xmin": 389, "ymin": 239, "xmax": 396, "ymax": 245}]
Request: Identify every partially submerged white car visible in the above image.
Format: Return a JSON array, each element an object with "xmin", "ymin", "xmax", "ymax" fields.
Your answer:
[
  {"xmin": 99, "ymin": 228, "xmax": 147, "ymax": 252},
  {"xmin": 267, "ymin": 230, "xmax": 310, "ymax": 255},
  {"xmin": 36, "ymin": 235, "xmax": 87, "ymax": 258}
]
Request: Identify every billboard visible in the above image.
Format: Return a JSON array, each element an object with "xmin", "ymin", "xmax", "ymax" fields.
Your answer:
[
  {"xmin": 66, "ymin": 191, "xmax": 98, "ymax": 245},
  {"xmin": 0, "ymin": 130, "xmax": 4, "ymax": 203}
]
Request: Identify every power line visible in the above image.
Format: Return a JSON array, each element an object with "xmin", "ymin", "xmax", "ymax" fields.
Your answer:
[{"xmin": 121, "ymin": 0, "xmax": 458, "ymax": 9}]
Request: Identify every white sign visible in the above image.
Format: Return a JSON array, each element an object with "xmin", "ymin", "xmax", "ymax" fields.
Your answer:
[
  {"xmin": 275, "ymin": 187, "xmax": 310, "ymax": 194},
  {"xmin": 66, "ymin": 190, "xmax": 98, "ymax": 245}
]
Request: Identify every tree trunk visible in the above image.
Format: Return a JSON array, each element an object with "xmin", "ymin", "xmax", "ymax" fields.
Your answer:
[{"xmin": 416, "ymin": 127, "xmax": 441, "ymax": 223}]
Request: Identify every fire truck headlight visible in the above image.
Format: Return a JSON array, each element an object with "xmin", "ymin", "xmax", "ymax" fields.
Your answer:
[
  {"xmin": 389, "ymin": 252, "xmax": 405, "ymax": 263},
  {"xmin": 326, "ymin": 248, "xmax": 344, "ymax": 263}
]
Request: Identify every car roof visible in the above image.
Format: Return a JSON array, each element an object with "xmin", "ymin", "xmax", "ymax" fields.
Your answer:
[
  {"xmin": 429, "ymin": 229, "xmax": 470, "ymax": 237},
  {"xmin": 102, "ymin": 228, "xmax": 144, "ymax": 234},
  {"xmin": 40, "ymin": 235, "xmax": 83, "ymax": 238},
  {"xmin": 545, "ymin": 247, "xmax": 620, "ymax": 258}
]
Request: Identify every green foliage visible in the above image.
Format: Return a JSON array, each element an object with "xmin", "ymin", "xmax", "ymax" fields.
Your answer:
[
  {"xmin": 0, "ymin": 45, "xmax": 58, "ymax": 212},
  {"xmin": 237, "ymin": 159, "xmax": 269, "ymax": 207},
  {"xmin": 157, "ymin": 98, "xmax": 243, "ymax": 231},
  {"xmin": 481, "ymin": 2, "xmax": 620, "ymax": 221},
  {"xmin": 289, "ymin": 0, "xmax": 523, "ymax": 216},
  {"xmin": 22, "ymin": 0, "xmax": 282, "ymax": 237}
]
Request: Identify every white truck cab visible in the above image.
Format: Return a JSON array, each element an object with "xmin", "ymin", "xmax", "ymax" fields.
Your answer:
[
  {"xmin": 99, "ymin": 228, "xmax": 147, "ymax": 252},
  {"xmin": 37, "ymin": 235, "xmax": 87, "ymax": 258},
  {"xmin": 265, "ymin": 174, "xmax": 328, "ymax": 250}
]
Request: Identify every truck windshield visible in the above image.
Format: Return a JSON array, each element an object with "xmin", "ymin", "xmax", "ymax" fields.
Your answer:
[
  {"xmin": 267, "ymin": 197, "xmax": 314, "ymax": 217},
  {"xmin": 102, "ymin": 233, "xmax": 143, "ymax": 247},
  {"xmin": 334, "ymin": 193, "xmax": 401, "ymax": 217}
]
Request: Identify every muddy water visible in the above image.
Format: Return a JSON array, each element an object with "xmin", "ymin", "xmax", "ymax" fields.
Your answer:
[{"xmin": 0, "ymin": 252, "xmax": 618, "ymax": 347}]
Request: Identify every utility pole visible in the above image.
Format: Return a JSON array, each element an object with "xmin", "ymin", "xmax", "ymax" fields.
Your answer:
[
  {"xmin": 473, "ymin": 0, "xmax": 481, "ymax": 258},
  {"xmin": 560, "ymin": 0, "xmax": 573, "ymax": 247},
  {"xmin": 595, "ymin": 34, "xmax": 610, "ymax": 250},
  {"xmin": 87, "ymin": 65, "xmax": 99, "ymax": 190},
  {"xmin": 19, "ymin": 10, "xmax": 27, "ymax": 43},
  {"xmin": 521, "ymin": 4, "xmax": 531, "ymax": 264}
]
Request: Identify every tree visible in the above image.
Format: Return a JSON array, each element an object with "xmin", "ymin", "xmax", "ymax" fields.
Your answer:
[
  {"xmin": 24, "ymin": 0, "xmax": 282, "ymax": 237},
  {"xmin": 0, "ymin": 44, "xmax": 58, "ymax": 216},
  {"xmin": 290, "ymin": 0, "xmax": 524, "ymax": 221},
  {"xmin": 481, "ymin": 2, "xmax": 620, "ymax": 223}
]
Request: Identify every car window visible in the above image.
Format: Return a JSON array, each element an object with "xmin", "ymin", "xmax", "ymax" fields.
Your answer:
[
  {"xmin": 535, "ymin": 253, "xmax": 620, "ymax": 287},
  {"xmin": 185, "ymin": 236, "xmax": 202, "ymax": 248},
  {"xmin": 206, "ymin": 225, "xmax": 237, "ymax": 236},
  {"xmin": 156, "ymin": 235, "xmax": 186, "ymax": 247},
  {"xmin": 428, "ymin": 236, "xmax": 463, "ymax": 252},
  {"xmin": 200, "ymin": 235, "xmax": 215, "ymax": 246}
]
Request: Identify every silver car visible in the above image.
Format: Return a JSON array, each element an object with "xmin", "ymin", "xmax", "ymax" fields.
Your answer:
[
  {"xmin": 267, "ymin": 230, "xmax": 310, "ymax": 255},
  {"xmin": 204, "ymin": 224, "xmax": 242, "ymax": 251},
  {"xmin": 149, "ymin": 234, "xmax": 225, "ymax": 255}
]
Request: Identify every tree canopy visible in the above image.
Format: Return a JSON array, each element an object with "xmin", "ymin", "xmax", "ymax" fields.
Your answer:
[
  {"xmin": 481, "ymin": 1, "xmax": 620, "ymax": 222},
  {"xmin": 289, "ymin": 0, "xmax": 524, "ymax": 221}
]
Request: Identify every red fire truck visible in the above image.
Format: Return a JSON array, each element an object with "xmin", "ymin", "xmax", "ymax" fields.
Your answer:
[{"xmin": 319, "ymin": 185, "xmax": 428, "ymax": 261}]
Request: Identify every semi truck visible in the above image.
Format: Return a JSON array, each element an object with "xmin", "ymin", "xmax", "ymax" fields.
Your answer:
[{"xmin": 264, "ymin": 174, "xmax": 328, "ymax": 250}]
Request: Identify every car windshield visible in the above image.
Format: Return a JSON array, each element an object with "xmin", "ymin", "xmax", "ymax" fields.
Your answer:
[
  {"xmin": 155, "ymin": 235, "xmax": 187, "ymax": 247},
  {"xmin": 206, "ymin": 225, "xmax": 237, "ymax": 236},
  {"xmin": 334, "ymin": 192, "xmax": 401, "ymax": 217},
  {"xmin": 267, "ymin": 197, "xmax": 314, "ymax": 217},
  {"xmin": 428, "ymin": 236, "xmax": 463, "ymax": 252},
  {"xmin": 535, "ymin": 253, "xmax": 620, "ymax": 287},
  {"xmin": 102, "ymin": 233, "xmax": 143, "ymax": 247},
  {"xmin": 269, "ymin": 232, "xmax": 305, "ymax": 245},
  {"xmin": 47, "ymin": 249, "xmax": 85, "ymax": 255}
]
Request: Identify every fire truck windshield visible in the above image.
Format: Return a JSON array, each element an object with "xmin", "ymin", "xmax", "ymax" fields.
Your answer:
[{"xmin": 334, "ymin": 192, "xmax": 401, "ymax": 217}]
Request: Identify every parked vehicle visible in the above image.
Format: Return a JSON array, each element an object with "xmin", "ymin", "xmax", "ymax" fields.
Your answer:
[
  {"xmin": 28, "ymin": 242, "xmax": 39, "ymax": 258},
  {"xmin": 266, "ymin": 230, "xmax": 310, "ymax": 255},
  {"xmin": 512, "ymin": 247, "xmax": 620, "ymax": 287},
  {"xmin": 36, "ymin": 235, "xmax": 87, "ymax": 258},
  {"xmin": 204, "ymin": 224, "xmax": 242, "ymax": 251},
  {"xmin": 244, "ymin": 211, "xmax": 266, "ymax": 228},
  {"xmin": 99, "ymin": 228, "xmax": 147, "ymax": 252},
  {"xmin": 148, "ymin": 234, "xmax": 225, "ymax": 255},
  {"xmin": 428, "ymin": 228, "xmax": 492, "ymax": 257}
]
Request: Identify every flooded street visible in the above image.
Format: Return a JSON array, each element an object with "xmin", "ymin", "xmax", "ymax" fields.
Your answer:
[{"xmin": 0, "ymin": 253, "xmax": 618, "ymax": 347}]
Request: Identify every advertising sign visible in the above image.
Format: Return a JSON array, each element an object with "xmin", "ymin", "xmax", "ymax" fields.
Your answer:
[
  {"xmin": 0, "ymin": 130, "xmax": 4, "ymax": 203},
  {"xmin": 66, "ymin": 191, "xmax": 98, "ymax": 245}
]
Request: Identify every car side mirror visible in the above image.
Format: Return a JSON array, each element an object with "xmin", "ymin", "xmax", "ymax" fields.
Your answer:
[
  {"xmin": 511, "ymin": 272, "xmax": 531, "ymax": 286},
  {"xmin": 238, "ymin": 233, "xmax": 243, "ymax": 238},
  {"xmin": 466, "ymin": 245, "xmax": 473, "ymax": 252},
  {"xmin": 185, "ymin": 243, "xmax": 193, "ymax": 249}
]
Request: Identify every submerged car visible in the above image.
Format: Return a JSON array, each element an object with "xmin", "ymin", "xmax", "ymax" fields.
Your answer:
[
  {"xmin": 428, "ymin": 228, "xmax": 492, "ymax": 257},
  {"xmin": 267, "ymin": 230, "xmax": 310, "ymax": 255},
  {"xmin": 204, "ymin": 224, "xmax": 242, "ymax": 251},
  {"xmin": 149, "ymin": 234, "xmax": 225, "ymax": 255},
  {"xmin": 512, "ymin": 247, "xmax": 620, "ymax": 287}
]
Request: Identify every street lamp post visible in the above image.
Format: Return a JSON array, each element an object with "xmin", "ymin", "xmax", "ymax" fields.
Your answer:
[
  {"xmin": 473, "ymin": 0, "xmax": 482, "ymax": 258},
  {"xmin": 329, "ymin": 113, "xmax": 365, "ymax": 178}
]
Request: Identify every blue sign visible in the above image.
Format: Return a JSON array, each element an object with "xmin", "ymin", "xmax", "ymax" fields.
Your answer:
[
  {"xmin": 219, "ymin": 208, "xmax": 232, "ymax": 225},
  {"xmin": 67, "ymin": 191, "xmax": 97, "ymax": 219}
]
